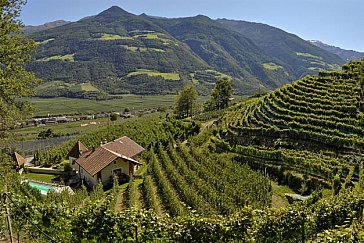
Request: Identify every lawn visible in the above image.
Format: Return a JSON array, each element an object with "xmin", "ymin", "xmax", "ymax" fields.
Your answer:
[{"xmin": 24, "ymin": 173, "xmax": 58, "ymax": 183}]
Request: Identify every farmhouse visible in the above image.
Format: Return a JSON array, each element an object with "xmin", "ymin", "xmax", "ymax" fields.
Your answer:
[{"xmin": 68, "ymin": 137, "xmax": 144, "ymax": 188}]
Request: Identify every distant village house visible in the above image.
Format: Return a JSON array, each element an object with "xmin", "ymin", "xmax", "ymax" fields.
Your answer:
[{"xmin": 68, "ymin": 136, "xmax": 144, "ymax": 188}]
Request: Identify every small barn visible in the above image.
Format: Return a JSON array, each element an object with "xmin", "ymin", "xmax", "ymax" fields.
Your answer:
[
  {"xmin": 68, "ymin": 137, "xmax": 144, "ymax": 188},
  {"xmin": 12, "ymin": 152, "xmax": 26, "ymax": 173}
]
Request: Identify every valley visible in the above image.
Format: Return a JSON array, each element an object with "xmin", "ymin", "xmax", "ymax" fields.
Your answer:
[{"xmin": 1, "ymin": 2, "xmax": 364, "ymax": 242}]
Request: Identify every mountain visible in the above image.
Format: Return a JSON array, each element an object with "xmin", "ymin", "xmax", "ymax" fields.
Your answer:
[
  {"xmin": 27, "ymin": 6, "xmax": 209, "ymax": 97},
  {"xmin": 23, "ymin": 20, "xmax": 71, "ymax": 35},
  {"xmin": 216, "ymin": 19, "xmax": 343, "ymax": 77},
  {"xmin": 308, "ymin": 40, "xmax": 364, "ymax": 62},
  {"xmin": 26, "ymin": 6, "xmax": 344, "ymax": 98},
  {"xmin": 147, "ymin": 15, "xmax": 289, "ymax": 90}
]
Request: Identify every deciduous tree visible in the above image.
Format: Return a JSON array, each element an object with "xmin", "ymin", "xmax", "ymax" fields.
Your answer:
[
  {"xmin": 174, "ymin": 84, "xmax": 198, "ymax": 118},
  {"xmin": 204, "ymin": 78, "xmax": 233, "ymax": 111},
  {"xmin": 0, "ymin": 0, "xmax": 40, "ymax": 135}
]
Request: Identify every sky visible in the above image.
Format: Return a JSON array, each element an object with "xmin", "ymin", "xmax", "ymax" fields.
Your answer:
[{"xmin": 21, "ymin": 0, "xmax": 364, "ymax": 52}]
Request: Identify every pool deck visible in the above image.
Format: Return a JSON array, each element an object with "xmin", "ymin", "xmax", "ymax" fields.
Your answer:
[{"xmin": 25, "ymin": 179, "xmax": 74, "ymax": 194}]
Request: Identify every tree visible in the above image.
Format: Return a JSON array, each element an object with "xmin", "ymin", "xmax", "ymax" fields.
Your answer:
[
  {"xmin": 174, "ymin": 84, "xmax": 198, "ymax": 118},
  {"xmin": 38, "ymin": 128, "xmax": 54, "ymax": 139},
  {"xmin": 204, "ymin": 78, "xmax": 233, "ymax": 111},
  {"xmin": 0, "ymin": 0, "xmax": 40, "ymax": 135},
  {"xmin": 110, "ymin": 113, "xmax": 118, "ymax": 121}
]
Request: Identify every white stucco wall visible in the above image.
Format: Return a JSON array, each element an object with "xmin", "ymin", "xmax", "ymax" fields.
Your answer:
[
  {"xmin": 100, "ymin": 158, "xmax": 130, "ymax": 184},
  {"xmin": 76, "ymin": 158, "xmax": 139, "ymax": 188}
]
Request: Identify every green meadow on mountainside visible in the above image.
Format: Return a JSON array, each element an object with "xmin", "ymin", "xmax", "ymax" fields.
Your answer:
[{"xmin": 26, "ymin": 6, "xmax": 343, "ymax": 98}]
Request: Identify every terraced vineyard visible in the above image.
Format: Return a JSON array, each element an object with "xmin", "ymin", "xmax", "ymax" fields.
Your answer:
[
  {"xmin": 220, "ymin": 60, "xmax": 364, "ymax": 191},
  {"xmin": 119, "ymin": 142, "xmax": 271, "ymax": 216}
]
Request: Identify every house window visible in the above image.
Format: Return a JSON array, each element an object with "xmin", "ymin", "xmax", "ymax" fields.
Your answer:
[
  {"xmin": 114, "ymin": 161, "xmax": 116, "ymax": 164},
  {"xmin": 112, "ymin": 168, "xmax": 123, "ymax": 176}
]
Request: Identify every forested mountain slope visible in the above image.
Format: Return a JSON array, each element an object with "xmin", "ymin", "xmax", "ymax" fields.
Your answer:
[
  {"xmin": 217, "ymin": 19, "xmax": 343, "ymax": 77},
  {"xmin": 26, "ymin": 6, "xmax": 344, "ymax": 98}
]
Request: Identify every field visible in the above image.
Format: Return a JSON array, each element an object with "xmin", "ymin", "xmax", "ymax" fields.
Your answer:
[
  {"xmin": 12, "ymin": 117, "xmax": 125, "ymax": 141},
  {"xmin": 26, "ymin": 95, "xmax": 178, "ymax": 116},
  {"xmin": 263, "ymin": 62, "xmax": 283, "ymax": 70},
  {"xmin": 126, "ymin": 69, "xmax": 180, "ymax": 81},
  {"xmin": 121, "ymin": 45, "xmax": 165, "ymax": 52},
  {"xmin": 36, "ymin": 38, "xmax": 55, "ymax": 45},
  {"xmin": 39, "ymin": 53, "xmax": 75, "ymax": 62},
  {"xmin": 99, "ymin": 33, "xmax": 133, "ymax": 40}
]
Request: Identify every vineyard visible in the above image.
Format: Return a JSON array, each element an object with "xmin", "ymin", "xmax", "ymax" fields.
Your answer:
[
  {"xmin": 1, "ymin": 60, "xmax": 364, "ymax": 241},
  {"xmin": 219, "ymin": 60, "xmax": 364, "ymax": 192},
  {"xmin": 34, "ymin": 114, "xmax": 200, "ymax": 165}
]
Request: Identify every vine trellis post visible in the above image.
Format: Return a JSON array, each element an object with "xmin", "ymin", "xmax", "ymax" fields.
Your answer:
[{"xmin": 3, "ymin": 184, "xmax": 14, "ymax": 243}]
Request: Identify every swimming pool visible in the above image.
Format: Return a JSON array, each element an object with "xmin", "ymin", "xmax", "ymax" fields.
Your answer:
[{"xmin": 28, "ymin": 181, "xmax": 55, "ymax": 195}]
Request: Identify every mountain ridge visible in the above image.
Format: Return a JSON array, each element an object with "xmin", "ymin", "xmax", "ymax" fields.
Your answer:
[
  {"xmin": 23, "ymin": 20, "xmax": 71, "ymax": 35},
  {"xmin": 308, "ymin": 40, "xmax": 364, "ymax": 62},
  {"xmin": 25, "ymin": 6, "xmax": 344, "ymax": 98}
]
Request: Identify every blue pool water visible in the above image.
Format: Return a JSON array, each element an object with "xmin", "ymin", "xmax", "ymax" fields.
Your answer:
[{"xmin": 28, "ymin": 181, "xmax": 55, "ymax": 195}]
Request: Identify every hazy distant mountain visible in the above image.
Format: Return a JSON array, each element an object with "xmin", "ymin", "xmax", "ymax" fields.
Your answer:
[
  {"xmin": 308, "ymin": 40, "xmax": 364, "ymax": 62},
  {"xmin": 25, "ymin": 6, "xmax": 344, "ymax": 98},
  {"xmin": 217, "ymin": 19, "xmax": 343, "ymax": 77},
  {"xmin": 23, "ymin": 20, "xmax": 71, "ymax": 35}
]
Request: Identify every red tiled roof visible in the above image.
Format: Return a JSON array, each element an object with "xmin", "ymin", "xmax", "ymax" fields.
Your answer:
[
  {"xmin": 67, "ymin": 141, "xmax": 89, "ymax": 158},
  {"xmin": 102, "ymin": 136, "xmax": 144, "ymax": 158},
  {"xmin": 76, "ymin": 147, "xmax": 118, "ymax": 176},
  {"xmin": 75, "ymin": 136, "xmax": 144, "ymax": 176}
]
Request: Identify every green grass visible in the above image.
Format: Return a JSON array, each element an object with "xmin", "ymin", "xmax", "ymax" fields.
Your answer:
[
  {"xmin": 296, "ymin": 52, "xmax": 322, "ymax": 60},
  {"xmin": 36, "ymin": 38, "xmax": 55, "ymax": 45},
  {"xmin": 271, "ymin": 181, "xmax": 295, "ymax": 208},
  {"xmin": 24, "ymin": 95, "xmax": 178, "ymax": 116},
  {"xmin": 79, "ymin": 83, "xmax": 100, "ymax": 92},
  {"xmin": 99, "ymin": 33, "xmax": 133, "ymax": 40},
  {"xmin": 13, "ymin": 117, "xmax": 124, "ymax": 141},
  {"xmin": 23, "ymin": 173, "xmax": 58, "ymax": 183},
  {"xmin": 263, "ymin": 62, "xmax": 283, "ymax": 70},
  {"xmin": 127, "ymin": 69, "xmax": 180, "ymax": 81},
  {"xmin": 205, "ymin": 69, "xmax": 232, "ymax": 80},
  {"xmin": 133, "ymin": 34, "xmax": 159, "ymax": 39},
  {"xmin": 190, "ymin": 73, "xmax": 199, "ymax": 84},
  {"xmin": 39, "ymin": 54, "xmax": 75, "ymax": 62},
  {"xmin": 121, "ymin": 45, "xmax": 165, "ymax": 53}
]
